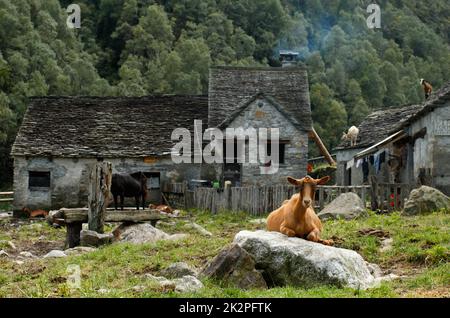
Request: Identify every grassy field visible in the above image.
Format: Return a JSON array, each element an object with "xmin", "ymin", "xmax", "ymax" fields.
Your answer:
[{"xmin": 0, "ymin": 209, "xmax": 448, "ymax": 298}]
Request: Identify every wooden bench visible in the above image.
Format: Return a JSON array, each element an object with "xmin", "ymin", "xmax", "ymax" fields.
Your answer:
[{"xmin": 49, "ymin": 208, "xmax": 167, "ymax": 248}]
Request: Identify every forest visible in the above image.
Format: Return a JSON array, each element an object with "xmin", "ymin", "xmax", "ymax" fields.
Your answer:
[{"xmin": 1, "ymin": 0, "xmax": 449, "ymax": 186}]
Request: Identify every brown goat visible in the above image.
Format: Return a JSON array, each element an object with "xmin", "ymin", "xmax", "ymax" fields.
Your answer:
[
  {"xmin": 266, "ymin": 175, "xmax": 333, "ymax": 246},
  {"xmin": 420, "ymin": 79, "xmax": 433, "ymax": 99}
]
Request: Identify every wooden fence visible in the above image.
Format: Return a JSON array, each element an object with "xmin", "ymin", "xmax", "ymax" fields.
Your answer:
[
  {"xmin": 0, "ymin": 192, "xmax": 13, "ymax": 203},
  {"xmin": 162, "ymin": 181, "xmax": 412, "ymax": 215},
  {"xmin": 370, "ymin": 182, "xmax": 412, "ymax": 212}
]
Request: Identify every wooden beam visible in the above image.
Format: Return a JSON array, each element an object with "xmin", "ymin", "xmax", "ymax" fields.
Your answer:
[
  {"xmin": 308, "ymin": 128, "xmax": 336, "ymax": 166},
  {"xmin": 53, "ymin": 208, "xmax": 165, "ymax": 224}
]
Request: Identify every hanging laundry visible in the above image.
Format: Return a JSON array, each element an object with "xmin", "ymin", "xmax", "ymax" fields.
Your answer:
[
  {"xmin": 356, "ymin": 159, "xmax": 363, "ymax": 168},
  {"xmin": 374, "ymin": 153, "xmax": 381, "ymax": 174},
  {"xmin": 346, "ymin": 158, "xmax": 354, "ymax": 170},
  {"xmin": 362, "ymin": 159, "xmax": 369, "ymax": 183}
]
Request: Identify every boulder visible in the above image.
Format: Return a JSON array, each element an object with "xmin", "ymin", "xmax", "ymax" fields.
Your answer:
[
  {"xmin": 64, "ymin": 246, "xmax": 97, "ymax": 256},
  {"xmin": 145, "ymin": 274, "xmax": 176, "ymax": 291},
  {"xmin": 0, "ymin": 250, "xmax": 10, "ymax": 258},
  {"xmin": 403, "ymin": 186, "xmax": 450, "ymax": 215},
  {"xmin": 318, "ymin": 192, "xmax": 368, "ymax": 220},
  {"xmin": 80, "ymin": 230, "xmax": 114, "ymax": 247},
  {"xmin": 234, "ymin": 230, "xmax": 377, "ymax": 290},
  {"xmin": 145, "ymin": 274, "xmax": 204, "ymax": 293},
  {"xmin": 200, "ymin": 243, "xmax": 268, "ymax": 290},
  {"xmin": 183, "ymin": 222, "xmax": 212, "ymax": 237},
  {"xmin": 172, "ymin": 276, "xmax": 204, "ymax": 293},
  {"xmin": 19, "ymin": 251, "xmax": 36, "ymax": 258},
  {"xmin": 113, "ymin": 223, "xmax": 184, "ymax": 244},
  {"xmin": 160, "ymin": 262, "xmax": 198, "ymax": 279},
  {"xmin": 43, "ymin": 250, "xmax": 67, "ymax": 258}
]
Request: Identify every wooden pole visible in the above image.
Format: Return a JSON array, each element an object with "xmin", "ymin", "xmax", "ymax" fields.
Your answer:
[
  {"xmin": 66, "ymin": 222, "xmax": 82, "ymax": 248},
  {"xmin": 370, "ymin": 175, "xmax": 378, "ymax": 211},
  {"xmin": 308, "ymin": 128, "xmax": 336, "ymax": 166},
  {"xmin": 88, "ymin": 161, "xmax": 112, "ymax": 234}
]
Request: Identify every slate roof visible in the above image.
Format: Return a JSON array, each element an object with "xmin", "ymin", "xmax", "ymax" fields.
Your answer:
[
  {"xmin": 208, "ymin": 66, "xmax": 312, "ymax": 131},
  {"xmin": 11, "ymin": 95, "xmax": 208, "ymax": 158},
  {"xmin": 335, "ymin": 80, "xmax": 450, "ymax": 151},
  {"xmin": 216, "ymin": 92, "xmax": 303, "ymax": 130}
]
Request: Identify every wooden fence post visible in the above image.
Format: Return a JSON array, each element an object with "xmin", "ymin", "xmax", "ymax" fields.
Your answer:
[
  {"xmin": 88, "ymin": 161, "xmax": 112, "ymax": 234},
  {"xmin": 66, "ymin": 222, "xmax": 82, "ymax": 248},
  {"xmin": 370, "ymin": 176, "xmax": 379, "ymax": 211}
]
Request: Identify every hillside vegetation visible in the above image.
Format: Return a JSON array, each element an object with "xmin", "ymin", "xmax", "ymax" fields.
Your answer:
[{"xmin": 1, "ymin": 0, "xmax": 450, "ymax": 185}]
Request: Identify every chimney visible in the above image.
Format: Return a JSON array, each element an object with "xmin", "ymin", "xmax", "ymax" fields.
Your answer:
[{"xmin": 279, "ymin": 50, "xmax": 299, "ymax": 67}]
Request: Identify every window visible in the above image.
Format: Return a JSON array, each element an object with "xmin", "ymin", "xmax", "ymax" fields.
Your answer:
[
  {"xmin": 266, "ymin": 141, "xmax": 286, "ymax": 165},
  {"xmin": 224, "ymin": 138, "xmax": 242, "ymax": 164},
  {"xmin": 29, "ymin": 171, "xmax": 50, "ymax": 189}
]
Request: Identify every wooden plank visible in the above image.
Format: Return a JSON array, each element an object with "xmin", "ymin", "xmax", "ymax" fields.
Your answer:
[
  {"xmin": 0, "ymin": 192, "xmax": 13, "ymax": 195},
  {"xmin": 0, "ymin": 198, "xmax": 13, "ymax": 202},
  {"xmin": 56, "ymin": 208, "xmax": 164, "ymax": 223}
]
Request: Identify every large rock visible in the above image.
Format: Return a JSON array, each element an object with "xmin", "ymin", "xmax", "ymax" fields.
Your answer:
[
  {"xmin": 318, "ymin": 192, "xmax": 368, "ymax": 220},
  {"xmin": 234, "ymin": 230, "xmax": 377, "ymax": 290},
  {"xmin": 172, "ymin": 276, "xmax": 204, "ymax": 293},
  {"xmin": 80, "ymin": 230, "xmax": 114, "ymax": 247},
  {"xmin": 0, "ymin": 250, "xmax": 10, "ymax": 258},
  {"xmin": 113, "ymin": 223, "xmax": 185, "ymax": 244},
  {"xmin": 201, "ymin": 243, "xmax": 267, "ymax": 290},
  {"xmin": 145, "ymin": 274, "xmax": 204, "ymax": 293},
  {"xmin": 64, "ymin": 246, "xmax": 97, "ymax": 256},
  {"xmin": 161, "ymin": 262, "xmax": 198, "ymax": 279},
  {"xmin": 403, "ymin": 186, "xmax": 450, "ymax": 215},
  {"xmin": 43, "ymin": 250, "xmax": 67, "ymax": 258}
]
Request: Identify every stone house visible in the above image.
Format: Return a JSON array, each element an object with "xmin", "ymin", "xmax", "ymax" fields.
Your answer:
[
  {"xmin": 334, "ymin": 81, "xmax": 450, "ymax": 195},
  {"xmin": 11, "ymin": 66, "xmax": 313, "ymax": 211}
]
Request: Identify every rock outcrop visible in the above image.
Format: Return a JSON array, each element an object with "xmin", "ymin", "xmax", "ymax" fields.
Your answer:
[
  {"xmin": 234, "ymin": 230, "xmax": 378, "ymax": 290},
  {"xmin": 318, "ymin": 192, "xmax": 368, "ymax": 220},
  {"xmin": 403, "ymin": 186, "xmax": 450, "ymax": 215},
  {"xmin": 160, "ymin": 262, "xmax": 198, "ymax": 279},
  {"xmin": 113, "ymin": 223, "xmax": 186, "ymax": 244},
  {"xmin": 201, "ymin": 243, "xmax": 267, "ymax": 289}
]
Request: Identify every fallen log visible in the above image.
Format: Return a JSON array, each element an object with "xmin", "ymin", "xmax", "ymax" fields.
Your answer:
[{"xmin": 52, "ymin": 208, "xmax": 165, "ymax": 224}]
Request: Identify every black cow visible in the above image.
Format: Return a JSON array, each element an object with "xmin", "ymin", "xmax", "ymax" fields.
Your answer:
[{"xmin": 111, "ymin": 172, "xmax": 148, "ymax": 210}]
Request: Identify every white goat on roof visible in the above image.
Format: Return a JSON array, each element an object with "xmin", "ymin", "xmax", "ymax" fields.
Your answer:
[{"xmin": 342, "ymin": 126, "xmax": 359, "ymax": 147}]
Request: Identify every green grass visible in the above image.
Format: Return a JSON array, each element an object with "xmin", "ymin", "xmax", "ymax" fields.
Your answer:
[{"xmin": 0, "ymin": 209, "xmax": 448, "ymax": 298}]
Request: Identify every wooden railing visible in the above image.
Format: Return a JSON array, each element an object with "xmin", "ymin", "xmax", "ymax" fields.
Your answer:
[
  {"xmin": 0, "ymin": 192, "xmax": 13, "ymax": 203},
  {"xmin": 178, "ymin": 185, "xmax": 372, "ymax": 216},
  {"xmin": 370, "ymin": 182, "xmax": 412, "ymax": 212},
  {"xmin": 163, "ymin": 181, "xmax": 412, "ymax": 215}
]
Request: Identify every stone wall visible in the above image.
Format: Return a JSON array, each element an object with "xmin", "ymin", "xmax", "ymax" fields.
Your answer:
[
  {"xmin": 13, "ymin": 156, "xmax": 201, "ymax": 211},
  {"xmin": 409, "ymin": 101, "xmax": 450, "ymax": 195},
  {"xmin": 220, "ymin": 97, "xmax": 309, "ymax": 186}
]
